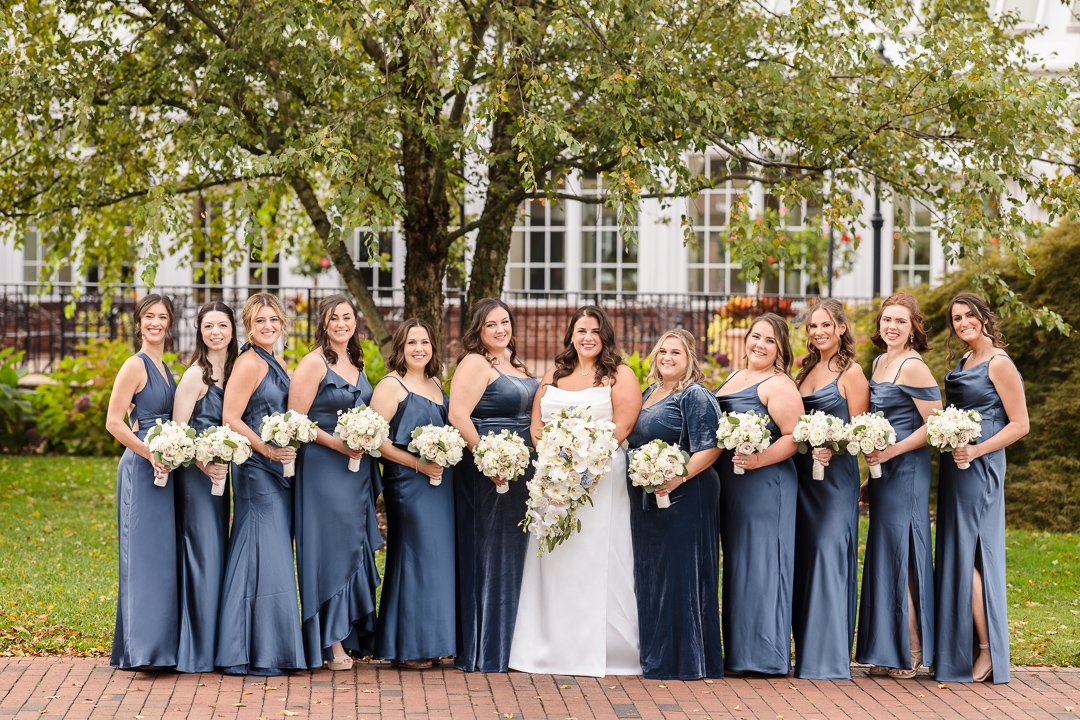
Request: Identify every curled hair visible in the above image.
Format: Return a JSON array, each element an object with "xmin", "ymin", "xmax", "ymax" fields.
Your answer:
[
  {"xmin": 387, "ymin": 318, "xmax": 441, "ymax": 379},
  {"xmin": 745, "ymin": 313, "xmax": 794, "ymax": 376},
  {"xmin": 646, "ymin": 329, "xmax": 704, "ymax": 393},
  {"xmin": 945, "ymin": 292, "xmax": 1008, "ymax": 364},
  {"xmin": 315, "ymin": 294, "xmax": 364, "ymax": 370},
  {"xmin": 552, "ymin": 305, "xmax": 623, "ymax": 387},
  {"xmin": 795, "ymin": 298, "xmax": 856, "ymax": 387},
  {"xmin": 189, "ymin": 301, "xmax": 238, "ymax": 387},
  {"xmin": 241, "ymin": 293, "xmax": 288, "ymax": 349},
  {"xmin": 871, "ymin": 292, "xmax": 928, "ymax": 352},
  {"xmin": 132, "ymin": 294, "xmax": 175, "ymax": 352},
  {"xmin": 457, "ymin": 298, "xmax": 530, "ymax": 375}
]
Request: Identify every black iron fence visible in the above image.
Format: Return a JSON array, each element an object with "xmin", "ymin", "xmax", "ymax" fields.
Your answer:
[{"xmin": 0, "ymin": 283, "xmax": 874, "ymax": 372}]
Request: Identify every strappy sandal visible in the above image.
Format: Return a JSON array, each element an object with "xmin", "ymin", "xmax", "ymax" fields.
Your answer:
[
  {"xmin": 972, "ymin": 644, "xmax": 992, "ymax": 682},
  {"xmin": 887, "ymin": 648, "xmax": 922, "ymax": 679},
  {"xmin": 324, "ymin": 654, "xmax": 354, "ymax": 671}
]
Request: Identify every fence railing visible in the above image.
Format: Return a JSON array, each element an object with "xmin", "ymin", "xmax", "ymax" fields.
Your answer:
[{"xmin": 0, "ymin": 283, "xmax": 874, "ymax": 372}]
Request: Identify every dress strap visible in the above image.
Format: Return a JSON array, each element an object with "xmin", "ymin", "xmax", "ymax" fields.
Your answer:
[
  {"xmin": 383, "ymin": 374, "xmax": 409, "ymax": 392},
  {"xmin": 891, "ymin": 356, "xmax": 925, "ymax": 384},
  {"xmin": 716, "ymin": 369, "xmax": 742, "ymax": 392}
]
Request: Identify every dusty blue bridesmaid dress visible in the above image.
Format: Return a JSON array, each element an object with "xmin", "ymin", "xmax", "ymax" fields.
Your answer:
[
  {"xmin": 628, "ymin": 383, "xmax": 724, "ymax": 680},
  {"xmin": 934, "ymin": 355, "xmax": 1016, "ymax": 684},
  {"xmin": 454, "ymin": 368, "xmax": 538, "ymax": 672},
  {"xmin": 855, "ymin": 357, "xmax": 939, "ymax": 671},
  {"xmin": 111, "ymin": 352, "xmax": 179, "ymax": 669},
  {"xmin": 295, "ymin": 359, "xmax": 383, "ymax": 667},
  {"xmin": 792, "ymin": 372, "xmax": 859, "ymax": 679},
  {"xmin": 216, "ymin": 345, "xmax": 305, "ymax": 675},
  {"xmin": 714, "ymin": 375, "xmax": 797, "ymax": 676},
  {"xmin": 375, "ymin": 377, "xmax": 457, "ymax": 662},
  {"xmin": 176, "ymin": 384, "xmax": 229, "ymax": 673}
]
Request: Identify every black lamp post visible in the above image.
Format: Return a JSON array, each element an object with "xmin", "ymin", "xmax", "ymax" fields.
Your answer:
[{"xmin": 871, "ymin": 176, "xmax": 882, "ymax": 298}]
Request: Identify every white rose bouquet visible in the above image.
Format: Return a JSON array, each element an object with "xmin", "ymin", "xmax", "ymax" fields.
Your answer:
[
  {"xmin": 715, "ymin": 410, "xmax": 772, "ymax": 475},
  {"xmin": 792, "ymin": 410, "xmax": 851, "ymax": 480},
  {"xmin": 524, "ymin": 406, "xmax": 619, "ymax": 554},
  {"xmin": 195, "ymin": 424, "xmax": 253, "ymax": 495},
  {"xmin": 334, "ymin": 405, "xmax": 390, "ymax": 471},
  {"xmin": 408, "ymin": 425, "xmax": 466, "ymax": 486},
  {"xmin": 259, "ymin": 410, "xmax": 318, "ymax": 478},
  {"xmin": 927, "ymin": 405, "xmax": 983, "ymax": 470},
  {"xmin": 846, "ymin": 411, "xmax": 897, "ymax": 478},
  {"xmin": 145, "ymin": 419, "xmax": 197, "ymax": 487},
  {"xmin": 473, "ymin": 429, "xmax": 532, "ymax": 494},
  {"xmin": 628, "ymin": 439, "xmax": 689, "ymax": 509}
]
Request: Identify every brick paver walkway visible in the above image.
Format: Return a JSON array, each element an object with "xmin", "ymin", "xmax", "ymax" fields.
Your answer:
[{"xmin": 1, "ymin": 658, "xmax": 1077, "ymax": 719}]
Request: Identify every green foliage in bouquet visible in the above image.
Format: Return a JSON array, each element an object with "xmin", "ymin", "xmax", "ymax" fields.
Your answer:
[
  {"xmin": 892, "ymin": 221, "xmax": 1080, "ymax": 531},
  {"xmin": 0, "ymin": 349, "xmax": 33, "ymax": 452}
]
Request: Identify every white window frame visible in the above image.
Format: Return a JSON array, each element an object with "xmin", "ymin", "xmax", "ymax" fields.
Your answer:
[
  {"xmin": 506, "ymin": 197, "xmax": 568, "ymax": 296},
  {"xmin": 891, "ymin": 196, "xmax": 935, "ymax": 290},
  {"xmin": 992, "ymin": 0, "xmax": 1043, "ymax": 27},
  {"xmin": 686, "ymin": 153, "xmax": 749, "ymax": 296},
  {"xmin": 578, "ymin": 172, "xmax": 638, "ymax": 297}
]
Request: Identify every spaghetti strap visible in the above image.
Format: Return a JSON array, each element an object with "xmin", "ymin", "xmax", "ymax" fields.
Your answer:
[
  {"xmin": 383, "ymin": 374, "xmax": 409, "ymax": 392},
  {"xmin": 891, "ymin": 356, "xmax": 925, "ymax": 384},
  {"xmin": 716, "ymin": 369, "xmax": 742, "ymax": 393}
]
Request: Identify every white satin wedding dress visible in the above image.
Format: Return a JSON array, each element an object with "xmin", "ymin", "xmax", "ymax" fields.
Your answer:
[{"xmin": 508, "ymin": 384, "xmax": 641, "ymax": 676}]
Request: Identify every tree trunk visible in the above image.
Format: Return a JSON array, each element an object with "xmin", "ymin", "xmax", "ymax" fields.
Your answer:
[
  {"xmin": 465, "ymin": 109, "xmax": 522, "ymax": 320},
  {"xmin": 288, "ymin": 174, "xmax": 392, "ymax": 354}
]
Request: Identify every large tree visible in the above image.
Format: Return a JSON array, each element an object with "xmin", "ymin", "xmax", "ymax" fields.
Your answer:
[{"xmin": 1, "ymin": 0, "xmax": 1077, "ymax": 348}]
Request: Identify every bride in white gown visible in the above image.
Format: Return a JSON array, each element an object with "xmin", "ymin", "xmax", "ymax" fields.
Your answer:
[{"xmin": 509, "ymin": 306, "xmax": 643, "ymax": 677}]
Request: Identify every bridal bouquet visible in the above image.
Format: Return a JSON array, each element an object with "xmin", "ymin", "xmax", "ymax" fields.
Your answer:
[
  {"xmin": 195, "ymin": 424, "xmax": 253, "ymax": 495},
  {"xmin": 408, "ymin": 425, "xmax": 466, "ymax": 486},
  {"xmin": 145, "ymin": 419, "xmax": 197, "ymax": 487},
  {"xmin": 927, "ymin": 405, "xmax": 983, "ymax": 470},
  {"xmin": 334, "ymin": 405, "xmax": 390, "ymax": 471},
  {"xmin": 846, "ymin": 411, "xmax": 897, "ymax": 478},
  {"xmin": 524, "ymin": 406, "xmax": 618, "ymax": 554},
  {"xmin": 628, "ymin": 439, "xmax": 689, "ymax": 509},
  {"xmin": 792, "ymin": 410, "xmax": 851, "ymax": 480},
  {"xmin": 473, "ymin": 429, "xmax": 532, "ymax": 494},
  {"xmin": 715, "ymin": 410, "xmax": 772, "ymax": 475},
  {"xmin": 260, "ymin": 410, "xmax": 318, "ymax": 478}
]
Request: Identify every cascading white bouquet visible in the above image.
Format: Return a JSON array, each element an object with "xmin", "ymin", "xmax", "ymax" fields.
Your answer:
[
  {"xmin": 260, "ymin": 410, "xmax": 319, "ymax": 478},
  {"xmin": 523, "ymin": 406, "xmax": 619, "ymax": 555},
  {"xmin": 334, "ymin": 405, "xmax": 390, "ymax": 472},
  {"xmin": 145, "ymin": 419, "xmax": 197, "ymax": 487},
  {"xmin": 927, "ymin": 406, "xmax": 983, "ymax": 470},
  {"xmin": 195, "ymin": 424, "xmax": 253, "ymax": 495},
  {"xmin": 846, "ymin": 411, "xmax": 897, "ymax": 478},
  {"xmin": 408, "ymin": 424, "xmax": 466, "ymax": 486},
  {"xmin": 792, "ymin": 410, "xmax": 851, "ymax": 480},
  {"xmin": 628, "ymin": 439, "xmax": 689, "ymax": 509},
  {"xmin": 715, "ymin": 410, "xmax": 772, "ymax": 475},
  {"xmin": 473, "ymin": 429, "xmax": 532, "ymax": 494}
]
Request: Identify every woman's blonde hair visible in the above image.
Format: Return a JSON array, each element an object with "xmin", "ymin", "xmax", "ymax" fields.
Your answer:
[
  {"xmin": 241, "ymin": 293, "xmax": 289, "ymax": 348},
  {"xmin": 646, "ymin": 329, "xmax": 704, "ymax": 393}
]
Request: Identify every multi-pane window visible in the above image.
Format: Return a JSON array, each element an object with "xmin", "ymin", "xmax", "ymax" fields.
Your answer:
[
  {"xmin": 507, "ymin": 198, "xmax": 566, "ymax": 295},
  {"xmin": 248, "ymin": 244, "xmax": 281, "ymax": 291},
  {"xmin": 352, "ymin": 228, "xmax": 395, "ymax": 298},
  {"xmin": 1070, "ymin": 0, "xmax": 1080, "ymax": 26},
  {"xmin": 580, "ymin": 173, "xmax": 637, "ymax": 295},
  {"xmin": 760, "ymin": 185, "xmax": 824, "ymax": 295},
  {"xmin": 892, "ymin": 197, "xmax": 933, "ymax": 289},
  {"xmin": 22, "ymin": 226, "xmax": 72, "ymax": 286},
  {"xmin": 686, "ymin": 155, "xmax": 748, "ymax": 294}
]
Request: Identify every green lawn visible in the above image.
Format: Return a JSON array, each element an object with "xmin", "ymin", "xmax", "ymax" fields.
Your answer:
[{"xmin": 1, "ymin": 455, "xmax": 1076, "ymax": 665}]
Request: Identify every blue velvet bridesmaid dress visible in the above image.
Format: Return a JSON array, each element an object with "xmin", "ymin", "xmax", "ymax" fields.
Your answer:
[
  {"xmin": 714, "ymin": 376, "xmax": 797, "ymax": 676},
  {"xmin": 295, "ymin": 360, "xmax": 383, "ymax": 667},
  {"xmin": 628, "ymin": 383, "xmax": 724, "ymax": 680},
  {"xmin": 855, "ymin": 357, "xmax": 939, "ymax": 671},
  {"xmin": 111, "ymin": 352, "xmax": 179, "ymax": 669},
  {"xmin": 934, "ymin": 355, "xmax": 1016, "ymax": 684},
  {"xmin": 792, "ymin": 373, "xmax": 860, "ymax": 679},
  {"xmin": 216, "ymin": 345, "xmax": 305, "ymax": 674},
  {"xmin": 176, "ymin": 384, "xmax": 229, "ymax": 673},
  {"xmin": 375, "ymin": 377, "xmax": 457, "ymax": 662},
  {"xmin": 454, "ymin": 369, "xmax": 538, "ymax": 672}
]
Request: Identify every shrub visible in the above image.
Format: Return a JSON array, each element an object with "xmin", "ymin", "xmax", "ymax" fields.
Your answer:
[{"xmin": 0, "ymin": 349, "xmax": 33, "ymax": 452}]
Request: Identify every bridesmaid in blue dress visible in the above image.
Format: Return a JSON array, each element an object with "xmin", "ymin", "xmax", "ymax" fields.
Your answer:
[
  {"xmin": 105, "ymin": 294, "xmax": 179, "ymax": 670},
  {"xmin": 713, "ymin": 313, "xmax": 804, "ymax": 676},
  {"xmin": 369, "ymin": 318, "xmax": 457, "ymax": 668},
  {"xmin": 856, "ymin": 293, "xmax": 942, "ymax": 679},
  {"xmin": 171, "ymin": 301, "xmax": 238, "ymax": 672},
  {"xmin": 216, "ymin": 293, "xmax": 305, "ymax": 675},
  {"xmin": 290, "ymin": 295, "xmax": 383, "ymax": 671},
  {"xmin": 935, "ymin": 293, "xmax": 1027, "ymax": 684},
  {"xmin": 791, "ymin": 300, "xmax": 869, "ymax": 679},
  {"xmin": 448, "ymin": 299, "xmax": 538, "ymax": 672},
  {"xmin": 628, "ymin": 329, "xmax": 723, "ymax": 680}
]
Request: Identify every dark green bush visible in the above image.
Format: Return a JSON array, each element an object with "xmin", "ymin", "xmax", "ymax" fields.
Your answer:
[{"xmin": 0, "ymin": 349, "xmax": 33, "ymax": 451}]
